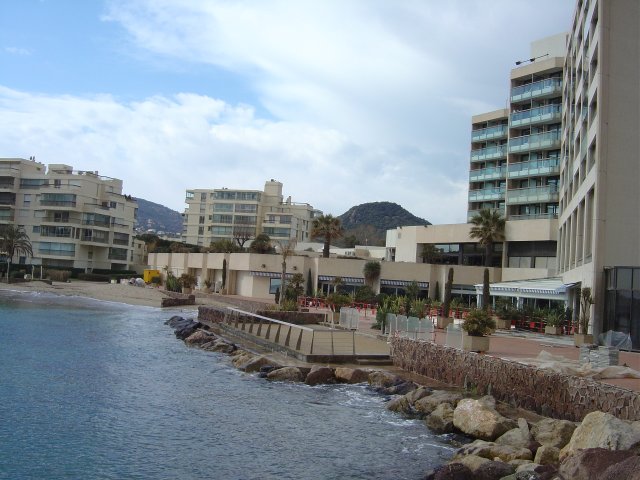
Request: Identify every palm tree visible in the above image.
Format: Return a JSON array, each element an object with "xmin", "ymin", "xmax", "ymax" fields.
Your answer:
[
  {"xmin": 363, "ymin": 260, "xmax": 381, "ymax": 288},
  {"xmin": 0, "ymin": 224, "xmax": 33, "ymax": 282},
  {"xmin": 277, "ymin": 239, "xmax": 297, "ymax": 304},
  {"xmin": 311, "ymin": 214, "xmax": 344, "ymax": 258},
  {"xmin": 469, "ymin": 209, "xmax": 505, "ymax": 267}
]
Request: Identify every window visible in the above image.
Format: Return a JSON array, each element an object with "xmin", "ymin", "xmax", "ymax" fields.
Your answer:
[
  {"xmin": 269, "ymin": 278, "xmax": 281, "ymax": 294},
  {"xmin": 213, "ymin": 203, "xmax": 234, "ymax": 212},
  {"xmin": 212, "ymin": 214, "xmax": 233, "ymax": 224},
  {"xmin": 24, "ymin": 194, "xmax": 31, "ymax": 206}
]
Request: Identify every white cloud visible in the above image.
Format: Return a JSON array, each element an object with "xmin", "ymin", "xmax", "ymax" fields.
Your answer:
[{"xmin": 4, "ymin": 46, "xmax": 32, "ymax": 56}]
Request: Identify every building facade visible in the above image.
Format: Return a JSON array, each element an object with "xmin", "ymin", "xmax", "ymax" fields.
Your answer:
[
  {"xmin": 558, "ymin": 0, "xmax": 640, "ymax": 347},
  {"xmin": 0, "ymin": 158, "xmax": 139, "ymax": 272},
  {"xmin": 182, "ymin": 180, "xmax": 321, "ymax": 247}
]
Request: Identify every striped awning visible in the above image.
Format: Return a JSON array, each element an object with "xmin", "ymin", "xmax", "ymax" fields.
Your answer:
[
  {"xmin": 250, "ymin": 271, "xmax": 294, "ymax": 279},
  {"xmin": 380, "ymin": 279, "xmax": 429, "ymax": 288},
  {"xmin": 474, "ymin": 277, "xmax": 569, "ymax": 299},
  {"xmin": 318, "ymin": 275, "xmax": 364, "ymax": 284}
]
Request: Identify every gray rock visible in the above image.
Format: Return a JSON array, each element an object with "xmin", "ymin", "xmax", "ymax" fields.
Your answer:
[
  {"xmin": 386, "ymin": 395, "xmax": 412, "ymax": 414},
  {"xmin": 496, "ymin": 427, "xmax": 531, "ymax": 449},
  {"xmin": 334, "ymin": 367, "xmax": 370, "ymax": 384},
  {"xmin": 243, "ymin": 355, "xmax": 280, "ymax": 373},
  {"xmin": 560, "ymin": 411, "xmax": 640, "ymax": 460},
  {"xmin": 454, "ymin": 440, "xmax": 533, "ymax": 462},
  {"xmin": 184, "ymin": 329, "xmax": 215, "ymax": 345},
  {"xmin": 453, "ymin": 454, "xmax": 489, "ymax": 472},
  {"xmin": 406, "ymin": 386, "xmax": 433, "ymax": 404},
  {"xmin": 423, "ymin": 463, "xmax": 474, "ymax": 480},
  {"xmin": 210, "ymin": 339, "xmax": 236, "ymax": 354},
  {"xmin": 602, "ymin": 453, "xmax": 640, "ymax": 480},
  {"xmin": 368, "ymin": 370, "xmax": 400, "ymax": 389},
  {"xmin": 453, "ymin": 396, "xmax": 517, "ymax": 441},
  {"xmin": 530, "ymin": 417, "xmax": 577, "ymax": 449},
  {"xmin": 533, "ymin": 445, "xmax": 559, "ymax": 466},
  {"xmin": 266, "ymin": 366, "xmax": 304, "ymax": 382},
  {"xmin": 415, "ymin": 390, "xmax": 464, "ymax": 416},
  {"xmin": 425, "ymin": 403, "xmax": 455, "ymax": 434},
  {"xmin": 231, "ymin": 351, "xmax": 253, "ymax": 368},
  {"xmin": 305, "ymin": 366, "xmax": 336, "ymax": 386},
  {"xmin": 559, "ymin": 447, "xmax": 637, "ymax": 480},
  {"xmin": 474, "ymin": 460, "xmax": 515, "ymax": 480}
]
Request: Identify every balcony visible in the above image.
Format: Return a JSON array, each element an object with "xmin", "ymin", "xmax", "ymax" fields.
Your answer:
[
  {"xmin": 508, "ymin": 131, "xmax": 560, "ymax": 153},
  {"xmin": 40, "ymin": 200, "xmax": 76, "ymax": 207},
  {"xmin": 0, "ymin": 209, "xmax": 14, "ymax": 222},
  {"xmin": 470, "ymin": 145, "xmax": 507, "ymax": 162},
  {"xmin": 510, "ymin": 78, "xmax": 562, "ymax": 102},
  {"xmin": 506, "ymin": 185, "xmax": 559, "ymax": 204},
  {"xmin": 507, "ymin": 158, "xmax": 560, "ymax": 178},
  {"xmin": 81, "ymin": 233, "xmax": 110, "ymax": 244},
  {"xmin": 508, "ymin": 212, "xmax": 558, "ymax": 221},
  {"xmin": 468, "ymin": 187, "xmax": 505, "ymax": 202},
  {"xmin": 467, "ymin": 207, "xmax": 505, "ymax": 221},
  {"xmin": 471, "ymin": 124, "xmax": 507, "ymax": 142},
  {"xmin": 510, "ymin": 104, "xmax": 562, "ymax": 127},
  {"xmin": 469, "ymin": 166, "xmax": 506, "ymax": 182}
]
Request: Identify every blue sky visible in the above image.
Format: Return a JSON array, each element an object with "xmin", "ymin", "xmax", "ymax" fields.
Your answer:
[{"xmin": 0, "ymin": 0, "xmax": 574, "ymax": 224}]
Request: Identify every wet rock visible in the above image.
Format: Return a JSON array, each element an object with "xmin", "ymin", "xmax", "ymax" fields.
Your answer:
[
  {"xmin": 601, "ymin": 453, "xmax": 640, "ymax": 480},
  {"xmin": 368, "ymin": 370, "xmax": 401, "ymax": 389},
  {"xmin": 415, "ymin": 390, "xmax": 464, "ymax": 416},
  {"xmin": 210, "ymin": 339, "xmax": 237, "ymax": 354},
  {"xmin": 453, "ymin": 396, "xmax": 517, "ymax": 441},
  {"xmin": 406, "ymin": 386, "xmax": 433, "ymax": 404},
  {"xmin": 266, "ymin": 366, "xmax": 304, "ymax": 382},
  {"xmin": 334, "ymin": 367, "xmax": 370, "ymax": 384},
  {"xmin": 560, "ymin": 411, "xmax": 640, "ymax": 460},
  {"xmin": 386, "ymin": 395, "xmax": 412, "ymax": 414},
  {"xmin": 423, "ymin": 463, "xmax": 473, "ymax": 480},
  {"xmin": 243, "ymin": 356, "xmax": 280, "ymax": 373},
  {"xmin": 381, "ymin": 380, "xmax": 418, "ymax": 396},
  {"xmin": 184, "ymin": 330, "xmax": 215, "ymax": 346},
  {"xmin": 425, "ymin": 403, "xmax": 455, "ymax": 434},
  {"xmin": 474, "ymin": 460, "xmax": 515, "ymax": 480},
  {"xmin": 533, "ymin": 445, "xmax": 559, "ymax": 466},
  {"xmin": 305, "ymin": 366, "xmax": 336, "ymax": 386},
  {"xmin": 559, "ymin": 448, "xmax": 637, "ymax": 480},
  {"xmin": 530, "ymin": 417, "xmax": 577, "ymax": 449},
  {"xmin": 231, "ymin": 351, "xmax": 254, "ymax": 368},
  {"xmin": 454, "ymin": 440, "xmax": 533, "ymax": 463}
]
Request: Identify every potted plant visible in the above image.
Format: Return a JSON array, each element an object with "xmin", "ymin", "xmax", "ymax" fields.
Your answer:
[
  {"xmin": 179, "ymin": 273, "xmax": 196, "ymax": 294},
  {"xmin": 544, "ymin": 310, "xmax": 564, "ymax": 335},
  {"xmin": 575, "ymin": 287, "xmax": 594, "ymax": 346},
  {"xmin": 203, "ymin": 279, "xmax": 212, "ymax": 293},
  {"xmin": 493, "ymin": 298, "xmax": 514, "ymax": 330},
  {"xmin": 461, "ymin": 308, "xmax": 496, "ymax": 352}
]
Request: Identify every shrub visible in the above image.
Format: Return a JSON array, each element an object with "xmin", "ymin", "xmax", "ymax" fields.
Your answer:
[
  {"xmin": 279, "ymin": 299, "xmax": 298, "ymax": 312},
  {"xmin": 179, "ymin": 273, "xmax": 196, "ymax": 289},
  {"xmin": 165, "ymin": 273, "xmax": 181, "ymax": 292},
  {"xmin": 462, "ymin": 308, "xmax": 496, "ymax": 337},
  {"xmin": 77, "ymin": 273, "xmax": 111, "ymax": 282},
  {"xmin": 44, "ymin": 269, "xmax": 71, "ymax": 282},
  {"xmin": 354, "ymin": 285, "xmax": 376, "ymax": 303},
  {"xmin": 325, "ymin": 293, "xmax": 351, "ymax": 310},
  {"xmin": 150, "ymin": 276, "xmax": 162, "ymax": 286}
]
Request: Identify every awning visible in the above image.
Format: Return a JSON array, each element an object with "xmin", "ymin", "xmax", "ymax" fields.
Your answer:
[
  {"xmin": 380, "ymin": 279, "xmax": 429, "ymax": 288},
  {"xmin": 250, "ymin": 271, "xmax": 294, "ymax": 279},
  {"xmin": 318, "ymin": 275, "xmax": 364, "ymax": 284},
  {"xmin": 474, "ymin": 277, "xmax": 569, "ymax": 300}
]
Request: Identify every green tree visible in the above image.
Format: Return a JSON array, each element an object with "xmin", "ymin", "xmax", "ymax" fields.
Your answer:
[
  {"xmin": 420, "ymin": 244, "xmax": 441, "ymax": 264},
  {"xmin": 363, "ymin": 260, "xmax": 381, "ymax": 288},
  {"xmin": 482, "ymin": 268, "xmax": 490, "ymax": 311},
  {"xmin": 443, "ymin": 267, "xmax": 454, "ymax": 317},
  {"xmin": 311, "ymin": 214, "xmax": 344, "ymax": 258},
  {"xmin": 248, "ymin": 233, "xmax": 275, "ymax": 254},
  {"xmin": 470, "ymin": 209, "xmax": 506, "ymax": 267},
  {"xmin": 277, "ymin": 239, "xmax": 297, "ymax": 305},
  {"xmin": 0, "ymin": 224, "xmax": 33, "ymax": 282},
  {"xmin": 286, "ymin": 272, "xmax": 305, "ymax": 301},
  {"xmin": 210, "ymin": 239, "xmax": 243, "ymax": 253},
  {"xmin": 306, "ymin": 268, "xmax": 313, "ymax": 296}
]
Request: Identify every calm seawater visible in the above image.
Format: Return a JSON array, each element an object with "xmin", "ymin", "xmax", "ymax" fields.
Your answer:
[{"xmin": 0, "ymin": 290, "xmax": 456, "ymax": 480}]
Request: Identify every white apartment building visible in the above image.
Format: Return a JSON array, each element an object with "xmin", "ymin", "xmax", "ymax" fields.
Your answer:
[
  {"xmin": 182, "ymin": 180, "xmax": 321, "ymax": 247},
  {"xmin": 558, "ymin": 0, "xmax": 639, "ymax": 347},
  {"xmin": 0, "ymin": 157, "xmax": 139, "ymax": 272}
]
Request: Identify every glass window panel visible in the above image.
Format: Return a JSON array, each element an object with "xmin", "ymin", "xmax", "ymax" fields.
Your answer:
[
  {"xmin": 633, "ymin": 268, "xmax": 640, "ymax": 291},
  {"xmin": 617, "ymin": 268, "xmax": 632, "ymax": 290}
]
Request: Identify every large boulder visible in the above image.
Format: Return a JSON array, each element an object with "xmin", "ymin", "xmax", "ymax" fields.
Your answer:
[
  {"xmin": 210, "ymin": 339, "xmax": 237, "ymax": 354},
  {"xmin": 242, "ymin": 355, "xmax": 280, "ymax": 373},
  {"xmin": 334, "ymin": 367, "xmax": 370, "ymax": 384},
  {"xmin": 473, "ymin": 460, "xmax": 515, "ymax": 480},
  {"xmin": 381, "ymin": 380, "xmax": 418, "ymax": 396},
  {"xmin": 423, "ymin": 463, "xmax": 474, "ymax": 480},
  {"xmin": 406, "ymin": 386, "xmax": 433, "ymax": 404},
  {"xmin": 386, "ymin": 395, "xmax": 412, "ymax": 414},
  {"xmin": 559, "ymin": 447, "xmax": 637, "ymax": 480},
  {"xmin": 531, "ymin": 417, "xmax": 577, "ymax": 449},
  {"xmin": 305, "ymin": 366, "xmax": 336, "ymax": 386},
  {"xmin": 496, "ymin": 422, "xmax": 532, "ymax": 450},
  {"xmin": 231, "ymin": 351, "xmax": 254, "ymax": 368},
  {"xmin": 415, "ymin": 390, "xmax": 463, "ymax": 416},
  {"xmin": 453, "ymin": 454, "xmax": 489, "ymax": 473},
  {"xmin": 560, "ymin": 411, "xmax": 640, "ymax": 460},
  {"xmin": 184, "ymin": 330, "xmax": 215, "ymax": 346},
  {"xmin": 267, "ymin": 366, "xmax": 304, "ymax": 382},
  {"xmin": 601, "ymin": 454, "xmax": 640, "ymax": 480},
  {"xmin": 454, "ymin": 440, "xmax": 533, "ymax": 463},
  {"xmin": 368, "ymin": 370, "xmax": 401, "ymax": 389},
  {"xmin": 453, "ymin": 397, "xmax": 517, "ymax": 441},
  {"xmin": 425, "ymin": 403, "xmax": 455, "ymax": 434},
  {"xmin": 533, "ymin": 445, "xmax": 559, "ymax": 466}
]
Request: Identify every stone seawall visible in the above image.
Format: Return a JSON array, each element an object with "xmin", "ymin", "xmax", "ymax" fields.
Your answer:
[
  {"xmin": 390, "ymin": 337, "xmax": 640, "ymax": 422},
  {"xmin": 198, "ymin": 305, "xmax": 228, "ymax": 323}
]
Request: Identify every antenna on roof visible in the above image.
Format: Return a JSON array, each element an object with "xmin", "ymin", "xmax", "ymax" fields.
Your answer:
[{"xmin": 515, "ymin": 53, "xmax": 549, "ymax": 66}]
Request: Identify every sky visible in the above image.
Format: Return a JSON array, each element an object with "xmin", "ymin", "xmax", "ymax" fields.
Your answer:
[{"xmin": 0, "ymin": 0, "xmax": 575, "ymax": 224}]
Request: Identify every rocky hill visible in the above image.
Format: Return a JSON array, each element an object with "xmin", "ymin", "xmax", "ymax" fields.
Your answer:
[
  {"xmin": 337, "ymin": 202, "xmax": 430, "ymax": 247},
  {"xmin": 135, "ymin": 198, "xmax": 183, "ymax": 234}
]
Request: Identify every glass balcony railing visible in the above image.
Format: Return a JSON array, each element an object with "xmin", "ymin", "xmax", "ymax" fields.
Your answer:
[
  {"xmin": 468, "ymin": 187, "xmax": 506, "ymax": 202},
  {"xmin": 508, "ymin": 131, "xmax": 560, "ymax": 153},
  {"xmin": 470, "ymin": 145, "xmax": 507, "ymax": 162},
  {"xmin": 507, "ymin": 158, "xmax": 560, "ymax": 178},
  {"xmin": 510, "ymin": 78, "xmax": 562, "ymax": 102},
  {"xmin": 469, "ymin": 166, "xmax": 506, "ymax": 182},
  {"xmin": 510, "ymin": 104, "xmax": 562, "ymax": 127},
  {"xmin": 471, "ymin": 124, "xmax": 507, "ymax": 141},
  {"xmin": 506, "ymin": 185, "xmax": 559, "ymax": 204},
  {"xmin": 508, "ymin": 212, "xmax": 558, "ymax": 221}
]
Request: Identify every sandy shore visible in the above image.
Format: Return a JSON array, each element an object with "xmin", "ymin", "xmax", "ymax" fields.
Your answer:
[{"xmin": 0, "ymin": 280, "xmax": 251, "ymax": 309}]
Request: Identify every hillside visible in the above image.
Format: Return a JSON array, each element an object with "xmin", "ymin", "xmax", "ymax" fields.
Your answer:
[
  {"xmin": 337, "ymin": 202, "xmax": 430, "ymax": 246},
  {"xmin": 135, "ymin": 198, "xmax": 183, "ymax": 234}
]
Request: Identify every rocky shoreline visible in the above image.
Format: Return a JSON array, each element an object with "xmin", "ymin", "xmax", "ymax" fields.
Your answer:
[{"xmin": 166, "ymin": 316, "xmax": 640, "ymax": 480}]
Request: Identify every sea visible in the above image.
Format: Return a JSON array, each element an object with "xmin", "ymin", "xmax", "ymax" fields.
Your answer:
[{"xmin": 0, "ymin": 290, "xmax": 458, "ymax": 480}]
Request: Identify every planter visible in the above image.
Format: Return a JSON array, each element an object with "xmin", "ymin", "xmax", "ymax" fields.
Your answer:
[
  {"xmin": 574, "ymin": 333, "xmax": 594, "ymax": 347},
  {"xmin": 545, "ymin": 325, "xmax": 563, "ymax": 335},
  {"xmin": 436, "ymin": 316, "xmax": 453, "ymax": 330},
  {"xmin": 494, "ymin": 318, "xmax": 511, "ymax": 330},
  {"xmin": 181, "ymin": 287, "xmax": 193, "ymax": 295},
  {"xmin": 462, "ymin": 333, "xmax": 490, "ymax": 353}
]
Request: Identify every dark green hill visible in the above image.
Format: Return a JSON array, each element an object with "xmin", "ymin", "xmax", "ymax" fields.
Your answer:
[
  {"xmin": 337, "ymin": 202, "xmax": 430, "ymax": 247},
  {"xmin": 135, "ymin": 198, "xmax": 183, "ymax": 234}
]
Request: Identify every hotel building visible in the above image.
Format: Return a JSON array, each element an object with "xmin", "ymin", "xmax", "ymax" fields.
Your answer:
[
  {"xmin": 182, "ymin": 180, "xmax": 321, "ymax": 247},
  {"xmin": 0, "ymin": 158, "xmax": 139, "ymax": 272}
]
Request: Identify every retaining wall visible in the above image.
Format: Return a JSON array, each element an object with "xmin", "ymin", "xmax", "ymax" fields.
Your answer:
[{"xmin": 390, "ymin": 337, "xmax": 640, "ymax": 422}]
